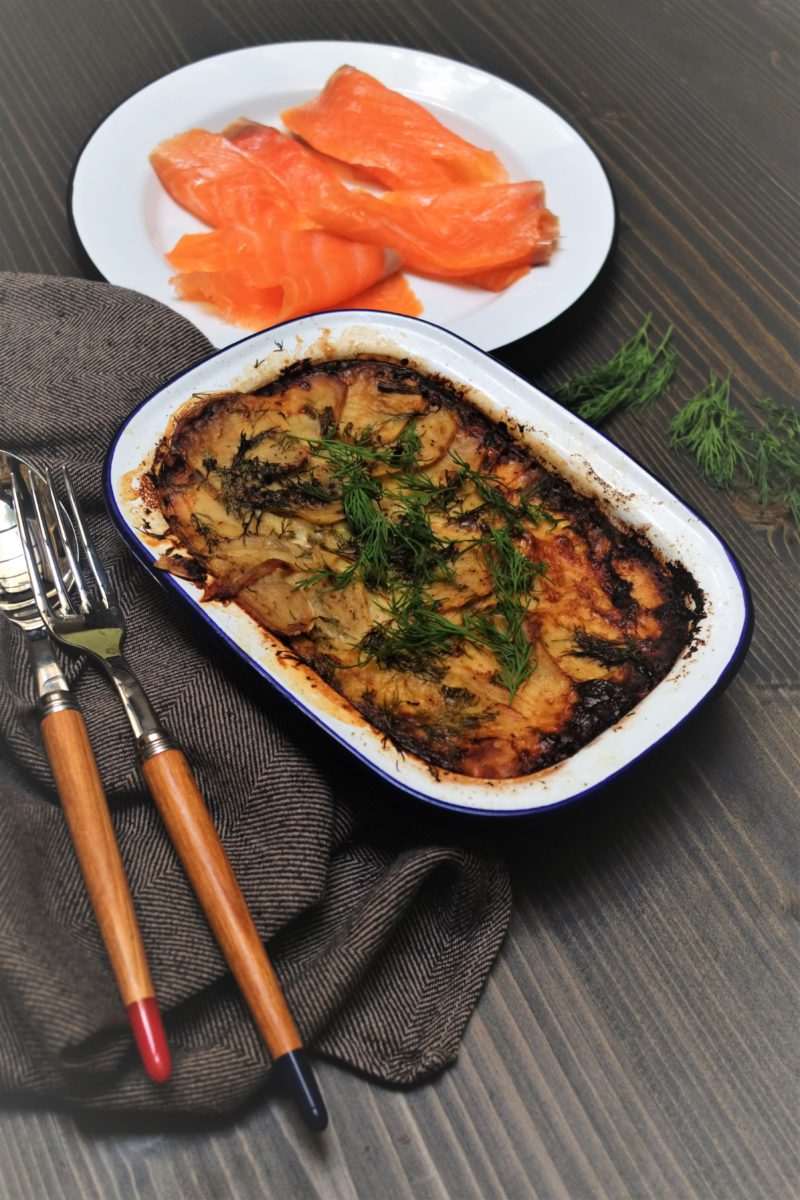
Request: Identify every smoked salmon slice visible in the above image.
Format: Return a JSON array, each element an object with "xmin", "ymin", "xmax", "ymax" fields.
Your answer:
[
  {"xmin": 281, "ymin": 65, "xmax": 508, "ymax": 191},
  {"xmin": 166, "ymin": 225, "xmax": 399, "ymax": 329},
  {"xmin": 150, "ymin": 130, "xmax": 313, "ymax": 230},
  {"xmin": 374, "ymin": 185, "xmax": 558, "ymax": 277},
  {"xmin": 464, "ymin": 262, "xmax": 533, "ymax": 291},
  {"xmin": 149, "ymin": 67, "xmax": 559, "ymax": 332},
  {"xmin": 224, "ymin": 121, "xmax": 557, "ymax": 279},
  {"xmin": 329, "ymin": 273, "xmax": 423, "ymax": 316}
]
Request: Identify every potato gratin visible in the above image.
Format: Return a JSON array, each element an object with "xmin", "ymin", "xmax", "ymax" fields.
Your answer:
[{"xmin": 151, "ymin": 358, "xmax": 700, "ymax": 778}]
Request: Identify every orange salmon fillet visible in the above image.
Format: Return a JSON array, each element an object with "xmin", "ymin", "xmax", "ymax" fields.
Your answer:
[
  {"xmin": 150, "ymin": 129, "xmax": 313, "ymax": 230},
  {"xmin": 224, "ymin": 121, "xmax": 557, "ymax": 279},
  {"xmin": 167, "ymin": 225, "xmax": 398, "ymax": 328},
  {"xmin": 282, "ymin": 65, "xmax": 508, "ymax": 191},
  {"xmin": 329, "ymin": 273, "xmax": 423, "ymax": 316},
  {"xmin": 464, "ymin": 262, "xmax": 533, "ymax": 291},
  {"xmin": 149, "ymin": 68, "xmax": 559, "ymax": 330}
]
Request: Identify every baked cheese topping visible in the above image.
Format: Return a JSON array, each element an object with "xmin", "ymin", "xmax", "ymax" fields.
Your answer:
[{"xmin": 151, "ymin": 358, "xmax": 701, "ymax": 779}]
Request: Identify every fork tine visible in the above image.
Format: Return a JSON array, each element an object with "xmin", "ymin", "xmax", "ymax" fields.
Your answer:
[
  {"xmin": 28, "ymin": 472, "xmax": 75, "ymax": 616},
  {"xmin": 9, "ymin": 462, "xmax": 58, "ymax": 622},
  {"xmin": 43, "ymin": 467, "xmax": 92, "ymax": 615},
  {"xmin": 61, "ymin": 467, "xmax": 115, "ymax": 611}
]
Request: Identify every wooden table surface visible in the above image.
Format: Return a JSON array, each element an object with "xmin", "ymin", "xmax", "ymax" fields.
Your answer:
[{"xmin": 0, "ymin": 1, "xmax": 797, "ymax": 1197}]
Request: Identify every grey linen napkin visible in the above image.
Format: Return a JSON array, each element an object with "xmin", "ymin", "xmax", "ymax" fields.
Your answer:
[{"xmin": 0, "ymin": 272, "xmax": 511, "ymax": 1114}]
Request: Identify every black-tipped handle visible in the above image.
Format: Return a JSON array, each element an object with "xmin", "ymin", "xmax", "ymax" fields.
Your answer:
[
  {"xmin": 274, "ymin": 1049, "xmax": 328, "ymax": 1133},
  {"xmin": 139, "ymin": 750, "xmax": 327, "ymax": 1128}
]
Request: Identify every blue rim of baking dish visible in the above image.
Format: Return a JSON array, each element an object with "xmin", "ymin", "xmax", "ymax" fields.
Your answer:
[{"xmin": 104, "ymin": 312, "xmax": 753, "ymax": 819}]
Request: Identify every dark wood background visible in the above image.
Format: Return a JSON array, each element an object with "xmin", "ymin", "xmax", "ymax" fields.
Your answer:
[{"xmin": 0, "ymin": 1, "xmax": 797, "ymax": 1197}]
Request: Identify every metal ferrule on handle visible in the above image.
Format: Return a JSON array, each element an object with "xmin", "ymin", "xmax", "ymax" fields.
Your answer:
[
  {"xmin": 137, "ymin": 730, "xmax": 178, "ymax": 760},
  {"xmin": 37, "ymin": 690, "xmax": 79, "ymax": 719}
]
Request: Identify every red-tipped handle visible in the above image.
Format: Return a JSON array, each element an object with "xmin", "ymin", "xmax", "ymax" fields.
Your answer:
[
  {"xmin": 127, "ymin": 997, "xmax": 172, "ymax": 1083},
  {"xmin": 40, "ymin": 707, "xmax": 171, "ymax": 1083}
]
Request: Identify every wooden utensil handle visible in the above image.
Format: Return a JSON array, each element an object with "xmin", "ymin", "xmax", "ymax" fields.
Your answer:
[
  {"xmin": 141, "ymin": 748, "xmax": 302, "ymax": 1059},
  {"xmin": 40, "ymin": 707, "xmax": 155, "ymax": 1006},
  {"xmin": 40, "ymin": 706, "xmax": 170, "ymax": 1082}
]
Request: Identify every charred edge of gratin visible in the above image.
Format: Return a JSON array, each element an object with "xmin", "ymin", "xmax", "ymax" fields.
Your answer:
[{"xmin": 148, "ymin": 356, "xmax": 704, "ymax": 780}]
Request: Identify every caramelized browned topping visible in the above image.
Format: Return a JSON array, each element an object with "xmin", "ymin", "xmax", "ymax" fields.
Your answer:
[{"xmin": 151, "ymin": 359, "xmax": 701, "ymax": 778}]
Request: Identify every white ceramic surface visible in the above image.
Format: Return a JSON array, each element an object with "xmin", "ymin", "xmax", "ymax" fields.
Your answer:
[
  {"xmin": 105, "ymin": 311, "xmax": 750, "ymax": 816},
  {"xmin": 71, "ymin": 41, "xmax": 615, "ymax": 352}
]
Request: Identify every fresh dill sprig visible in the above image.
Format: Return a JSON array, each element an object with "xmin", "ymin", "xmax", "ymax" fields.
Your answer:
[
  {"xmin": 280, "ymin": 413, "xmax": 550, "ymax": 693},
  {"xmin": 668, "ymin": 379, "xmax": 798, "ymax": 531},
  {"xmin": 751, "ymin": 399, "xmax": 800, "ymax": 524},
  {"xmin": 296, "ymin": 420, "xmax": 454, "ymax": 591},
  {"xmin": 448, "ymin": 455, "xmax": 553, "ymax": 528},
  {"xmin": 387, "ymin": 491, "xmax": 455, "ymax": 584},
  {"xmin": 299, "ymin": 422, "xmax": 421, "ymax": 474},
  {"xmin": 323, "ymin": 427, "xmax": 552, "ymax": 695},
  {"xmin": 359, "ymin": 588, "xmax": 467, "ymax": 679},
  {"xmin": 303, "ymin": 430, "xmax": 399, "ymax": 590},
  {"xmin": 669, "ymin": 373, "xmax": 753, "ymax": 489},
  {"xmin": 465, "ymin": 526, "xmax": 547, "ymax": 697},
  {"xmin": 552, "ymin": 315, "xmax": 676, "ymax": 424},
  {"xmin": 393, "ymin": 420, "xmax": 422, "ymax": 465},
  {"xmin": 358, "ymin": 523, "xmax": 546, "ymax": 697},
  {"xmin": 341, "ymin": 463, "xmax": 391, "ymax": 588}
]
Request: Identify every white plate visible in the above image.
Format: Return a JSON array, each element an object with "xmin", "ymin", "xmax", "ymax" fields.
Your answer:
[
  {"xmin": 71, "ymin": 41, "xmax": 615, "ymax": 352},
  {"xmin": 105, "ymin": 312, "xmax": 751, "ymax": 817}
]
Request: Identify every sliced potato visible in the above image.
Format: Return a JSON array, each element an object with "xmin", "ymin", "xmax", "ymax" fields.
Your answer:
[
  {"xmin": 238, "ymin": 572, "xmax": 315, "ymax": 635},
  {"xmin": 338, "ymin": 370, "xmax": 427, "ymax": 436},
  {"xmin": 266, "ymin": 374, "xmax": 347, "ymax": 425},
  {"xmin": 427, "ymin": 547, "xmax": 492, "ymax": 611},
  {"xmin": 414, "ymin": 407, "xmax": 458, "ymax": 465}
]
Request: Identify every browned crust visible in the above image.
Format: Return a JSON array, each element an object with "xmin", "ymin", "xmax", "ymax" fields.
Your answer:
[{"xmin": 151, "ymin": 357, "xmax": 703, "ymax": 779}]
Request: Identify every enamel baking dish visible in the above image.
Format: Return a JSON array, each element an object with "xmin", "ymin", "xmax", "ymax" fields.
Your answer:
[{"xmin": 105, "ymin": 311, "xmax": 751, "ymax": 816}]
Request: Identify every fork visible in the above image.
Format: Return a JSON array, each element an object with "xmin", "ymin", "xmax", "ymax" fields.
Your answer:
[{"xmin": 16, "ymin": 464, "xmax": 328, "ymax": 1133}]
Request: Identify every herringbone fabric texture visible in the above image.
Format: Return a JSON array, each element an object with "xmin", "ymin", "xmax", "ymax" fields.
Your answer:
[{"xmin": 0, "ymin": 273, "xmax": 511, "ymax": 1114}]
